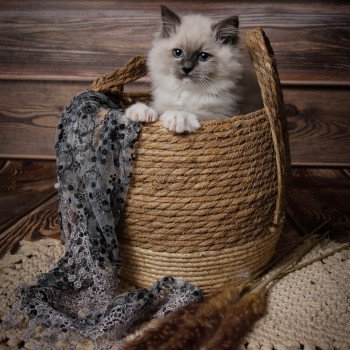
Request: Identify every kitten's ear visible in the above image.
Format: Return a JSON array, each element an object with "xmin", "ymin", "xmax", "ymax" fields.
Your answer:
[
  {"xmin": 160, "ymin": 5, "xmax": 181, "ymax": 38},
  {"xmin": 213, "ymin": 16, "xmax": 239, "ymax": 45}
]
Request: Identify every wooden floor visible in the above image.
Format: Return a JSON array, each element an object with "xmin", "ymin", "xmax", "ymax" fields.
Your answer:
[{"xmin": 0, "ymin": 159, "xmax": 349, "ymax": 258}]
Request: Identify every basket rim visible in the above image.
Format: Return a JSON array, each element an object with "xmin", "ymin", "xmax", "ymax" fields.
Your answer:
[{"xmin": 136, "ymin": 108, "xmax": 266, "ymax": 132}]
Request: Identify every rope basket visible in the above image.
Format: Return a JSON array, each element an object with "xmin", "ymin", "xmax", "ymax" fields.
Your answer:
[{"xmin": 90, "ymin": 27, "xmax": 290, "ymax": 294}]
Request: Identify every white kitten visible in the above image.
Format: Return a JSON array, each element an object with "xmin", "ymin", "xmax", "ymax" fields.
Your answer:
[{"xmin": 125, "ymin": 6, "xmax": 243, "ymax": 133}]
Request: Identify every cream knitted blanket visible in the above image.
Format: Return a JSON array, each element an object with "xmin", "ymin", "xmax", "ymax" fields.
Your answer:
[{"xmin": 0, "ymin": 238, "xmax": 349, "ymax": 349}]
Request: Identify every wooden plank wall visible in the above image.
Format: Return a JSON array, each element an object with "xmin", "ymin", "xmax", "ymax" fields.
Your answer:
[{"xmin": 0, "ymin": 0, "xmax": 349, "ymax": 166}]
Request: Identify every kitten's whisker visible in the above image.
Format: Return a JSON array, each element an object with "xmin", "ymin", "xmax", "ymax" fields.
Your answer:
[
  {"xmin": 199, "ymin": 76, "xmax": 229, "ymax": 95},
  {"xmin": 199, "ymin": 77, "xmax": 216, "ymax": 94},
  {"xmin": 207, "ymin": 76, "xmax": 231, "ymax": 93},
  {"xmin": 198, "ymin": 77, "xmax": 215, "ymax": 93}
]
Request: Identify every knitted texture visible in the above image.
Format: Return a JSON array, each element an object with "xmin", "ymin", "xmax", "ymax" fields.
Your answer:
[
  {"xmin": 1, "ymin": 238, "xmax": 349, "ymax": 349},
  {"xmin": 240, "ymin": 240, "xmax": 350, "ymax": 349}
]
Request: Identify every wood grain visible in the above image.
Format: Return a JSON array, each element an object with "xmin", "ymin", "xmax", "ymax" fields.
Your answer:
[
  {"xmin": 0, "ymin": 160, "xmax": 57, "ymax": 232},
  {"xmin": 0, "ymin": 195, "xmax": 60, "ymax": 257},
  {"xmin": 0, "ymin": 80, "xmax": 86, "ymax": 158},
  {"xmin": 288, "ymin": 168, "xmax": 350, "ymax": 243},
  {"xmin": 1, "ymin": 80, "xmax": 349, "ymax": 166},
  {"xmin": 0, "ymin": 1, "xmax": 348, "ymax": 83},
  {"xmin": 284, "ymin": 87, "xmax": 350, "ymax": 166}
]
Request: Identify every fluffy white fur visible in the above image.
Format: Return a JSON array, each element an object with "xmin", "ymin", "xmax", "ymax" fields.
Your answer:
[{"xmin": 125, "ymin": 7, "xmax": 243, "ymax": 133}]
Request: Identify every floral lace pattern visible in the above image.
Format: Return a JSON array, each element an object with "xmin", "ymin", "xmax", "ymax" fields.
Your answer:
[{"xmin": 17, "ymin": 91, "xmax": 202, "ymax": 346}]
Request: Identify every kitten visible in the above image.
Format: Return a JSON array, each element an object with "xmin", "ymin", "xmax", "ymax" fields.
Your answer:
[{"xmin": 125, "ymin": 6, "xmax": 243, "ymax": 133}]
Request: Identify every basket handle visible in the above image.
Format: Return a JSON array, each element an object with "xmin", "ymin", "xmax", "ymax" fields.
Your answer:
[
  {"xmin": 89, "ymin": 55, "xmax": 147, "ymax": 96},
  {"xmin": 245, "ymin": 27, "xmax": 290, "ymax": 229}
]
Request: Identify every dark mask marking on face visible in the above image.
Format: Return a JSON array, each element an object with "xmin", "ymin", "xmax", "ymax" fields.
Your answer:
[{"xmin": 181, "ymin": 52, "xmax": 199, "ymax": 75}]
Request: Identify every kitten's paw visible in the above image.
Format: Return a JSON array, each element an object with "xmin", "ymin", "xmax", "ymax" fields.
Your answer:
[
  {"xmin": 160, "ymin": 111, "xmax": 201, "ymax": 133},
  {"xmin": 125, "ymin": 103, "xmax": 159, "ymax": 123}
]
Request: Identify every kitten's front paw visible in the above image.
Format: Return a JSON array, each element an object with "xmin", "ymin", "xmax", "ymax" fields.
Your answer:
[
  {"xmin": 125, "ymin": 103, "xmax": 159, "ymax": 123},
  {"xmin": 160, "ymin": 111, "xmax": 201, "ymax": 133}
]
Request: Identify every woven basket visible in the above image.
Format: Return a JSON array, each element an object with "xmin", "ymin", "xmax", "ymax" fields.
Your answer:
[{"xmin": 90, "ymin": 27, "xmax": 290, "ymax": 294}]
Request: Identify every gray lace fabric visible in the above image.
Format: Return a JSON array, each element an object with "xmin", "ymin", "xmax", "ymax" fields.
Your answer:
[{"xmin": 16, "ymin": 91, "xmax": 202, "ymax": 346}]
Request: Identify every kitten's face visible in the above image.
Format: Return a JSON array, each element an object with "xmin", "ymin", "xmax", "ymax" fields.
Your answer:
[
  {"xmin": 148, "ymin": 6, "xmax": 240, "ymax": 91},
  {"xmin": 168, "ymin": 33, "xmax": 219, "ymax": 85}
]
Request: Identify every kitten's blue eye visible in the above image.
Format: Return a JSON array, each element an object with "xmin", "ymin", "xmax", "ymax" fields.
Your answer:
[
  {"xmin": 172, "ymin": 48, "xmax": 183, "ymax": 58},
  {"xmin": 198, "ymin": 52, "xmax": 211, "ymax": 61}
]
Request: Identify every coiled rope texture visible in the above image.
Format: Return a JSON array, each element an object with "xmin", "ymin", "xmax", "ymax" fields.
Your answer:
[{"xmin": 90, "ymin": 27, "xmax": 290, "ymax": 293}]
